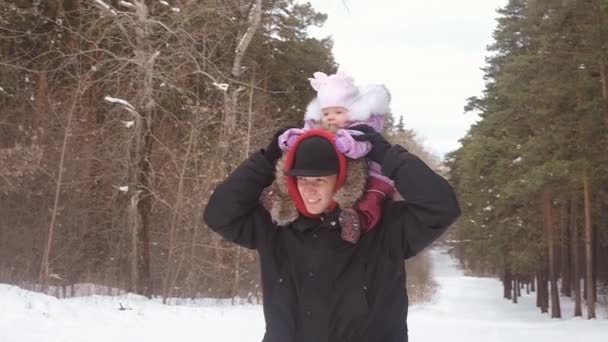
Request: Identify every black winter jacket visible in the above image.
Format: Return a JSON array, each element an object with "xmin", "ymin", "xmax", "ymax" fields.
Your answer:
[{"xmin": 203, "ymin": 145, "xmax": 461, "ymax": 342}]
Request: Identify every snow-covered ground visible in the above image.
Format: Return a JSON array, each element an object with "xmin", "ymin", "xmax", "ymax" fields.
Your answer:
[
  {"xmin": 1, "ymin": 249, "xmax": 607, "ymax": 342},
  {"xmin": 408, "ymin": 249, "xmax": 608, "ymax": 341}
]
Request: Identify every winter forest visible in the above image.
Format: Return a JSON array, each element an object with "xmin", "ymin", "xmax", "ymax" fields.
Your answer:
[
  {"xmin": 447, "ymin": 0, "xmax": 608, "ymax": 319},
  {"xmin": 0, "ymin": 0, "xmax": 607, "ymax": 339},
  {"xmin": 1, "ymin": 0, "xmax": 439, "ymax": 302}
]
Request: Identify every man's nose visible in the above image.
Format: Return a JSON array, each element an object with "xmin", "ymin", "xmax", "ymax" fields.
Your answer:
[{"xmin": 302, "ymin": 185, "xmax": 317, "ymax": 195}]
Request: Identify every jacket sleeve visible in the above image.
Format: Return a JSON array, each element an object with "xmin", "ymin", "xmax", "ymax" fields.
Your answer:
[
  {"xmin": 381, "ymin": 145, "xmax": 461, "ymax": 259},
  {"xmin": 203, "ymin": 151, "xmax": 276, "ymax": 249}
]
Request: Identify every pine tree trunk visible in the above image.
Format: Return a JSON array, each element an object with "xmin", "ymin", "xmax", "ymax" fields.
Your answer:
[
  {"xmin": 517, "ymin": 279, "xmax": 522, "ymax": 297},
  {"xmin": 532, "ymin": 271, "xmax": 543, "ymax": 308},
  {"xmin": 560, "ymin": 199, "xmax": 571, "ymax": 296},
  {"xmin": 571, "ymin": 193, "xmax": 583, "ymax": 317},
  {"xmin": 583, "ymin": 175, "xmax": 596, "ymax": 319},
  {"xmin": 531, "ymin": 277, "xmax": 536, "ymax": 292},
  {"xmin": 512, "ymin": 279, "xmax": 518, "ymax": 304},
  {"xmin": 538, "ymin": 268, "xmax": 549, "ymax": 313},
  {"xmin": 542, "ymin": 190, "xmax": 561, "ymax": 318},
  {"xmin": 504, "ymin": 268, "xmax": 512, "ymax": 300},
  {"xmin": 595, "ymin": 0, "xmax": 608, "ymax": 130}
]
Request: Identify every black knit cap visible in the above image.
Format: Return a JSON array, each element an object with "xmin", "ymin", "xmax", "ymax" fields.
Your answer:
[{"xmin": 287, "ymin": 136, "xmax": 339, "ymax": 177}]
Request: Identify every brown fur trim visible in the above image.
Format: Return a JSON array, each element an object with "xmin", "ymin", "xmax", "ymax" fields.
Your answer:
[
  {"xmin": 333, "ymin": 158, "xmax": 368, "ymax": 209},
  {"xmin": 269, "ymin": 154, "xmax": 299, "ymax": 225},
  {"xmin": 265, "ymin": 154, "xmax": 368, "ymax": 225}
]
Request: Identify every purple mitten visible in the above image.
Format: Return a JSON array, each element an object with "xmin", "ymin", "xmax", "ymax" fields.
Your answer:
[
  {"xmin": 278, "ymin": 128, "xmax": 305, "ymax": 152},
  {"xmin": 335, "ymin": 129, "xmax": 372, "ymax": 159}
]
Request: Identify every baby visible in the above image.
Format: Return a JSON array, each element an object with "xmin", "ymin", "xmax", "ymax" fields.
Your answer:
[{"xmin": 278, "ymin": 70, "xmax": 395, "ymax": 243}]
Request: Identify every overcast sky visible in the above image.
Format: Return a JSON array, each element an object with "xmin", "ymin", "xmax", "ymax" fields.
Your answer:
[{"xmin": 304, "ymin": 0, "xmax": 507, "ymax": 158}]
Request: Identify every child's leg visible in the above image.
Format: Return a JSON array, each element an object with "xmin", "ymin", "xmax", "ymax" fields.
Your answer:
[
  {"xmin": 339, "ymin": 177, "xmax": 394, "ymax": 243},
  {"xmin": 339, "ymin": 207, "xmax": 362, "ymax": 243}
]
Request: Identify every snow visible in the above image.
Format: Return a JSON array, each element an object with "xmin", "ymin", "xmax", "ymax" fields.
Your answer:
[
  {"xmin": 171, "ymin": 7, "xmax": 181, "ymax": 13},
  {"xmin": 93, "ymin": 0, "xmax": 117, "ymax": 15},
  {"xmin": 408, "ymin": 250, "xmax": 608, "ymax": 341},
  {"xmin": 121, "ymin": 120, "xmax": 134, "ymax": 128},
  {"xmin": 212, "ymin": 82, "xmax": 229, "ymax": 91},
  {"xmin": 104, "ymin": 96, "xmax": 135, "ymax": 110},
  {"xmin": 94, "ymin": 0, "xmax": 110, "ymax": 10},
  {"xmin": 512, "ymin": 156, "xmax": 523, "ymax": 164},
  {"xmin": 159, "ymin": 0, "xmax": 169, "ymax": 6},
  {"xmin": 118, "ymin": 186, "xmax": 129, "ymax": 192},
  {"xmin": 118, "ymin": 1, "xmax": 135, "ymax": 9},
  {"xmin": 1, "ymin": 249, "xmax": 606, "ymax": 341}
]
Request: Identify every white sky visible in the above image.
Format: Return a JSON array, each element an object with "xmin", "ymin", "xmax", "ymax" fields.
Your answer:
[{"xmin": 305, "ymin": 0, "xmax": 507, "ymax": 158}]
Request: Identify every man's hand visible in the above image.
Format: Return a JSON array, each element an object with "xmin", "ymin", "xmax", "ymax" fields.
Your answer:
[
  {"xmin": 350, "ymin": 124, "xmax": 392, "ymax": 164},
  {"xmin": 264, "ymin": 127, "xmax": 296, "ymax": 166}
]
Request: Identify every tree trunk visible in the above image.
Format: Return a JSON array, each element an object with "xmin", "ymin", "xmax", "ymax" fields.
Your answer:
[
  {"xmin": 583, "ymin": 175, "xmax": 596, "ymax": 319},
  {"xmin": 504, "ymin": 268, "xmax": 512, "ymax": 300},
  {"xmin": 536, "ymin": 272, "xmax": 542, "ymax": 308},
  {"xmin": 128, "ymin": 192, "xmax": 140, "ymax": 294},
  {"xmin": 512, "ymin": 279, "xmax": 518, "ymax": 303},
  {"xmin": 162, "ymin": 127, "xmax": 197, "ymax": 303},
  {"xmin": 221, "ymin": 0, "xmax": 264, "ymax": 148},
  {"xmin": 571, "ymin": 193, "xmax": 583, "ymax": 317},
  {"xmin": 595, "ymin": 0, "xmax": 608, "ymax": 130},
  {"xmin": 517, "ymin": 279, "xmax": 522, "ymax": 297},
  {"xmin": 537, "ymin": 269, "xmax": 549, "ymax": 313},
  {"xmin": 214, "ymin": 1, "xmax": 264, "ymax": 294},
  {"xmin": 542, "ymin": 190, "xmax": 561, "ymax": 318},
  {"xmin": 560, "ymin": 199, "xmax": 571, "ymax": 297},
  {"xmin": 128, "ymin": 0, "xmax": 157, "ymax": 298},
  {"xmin": 39, "ymin": 81, "xmax": 81, "ymax": 291}
]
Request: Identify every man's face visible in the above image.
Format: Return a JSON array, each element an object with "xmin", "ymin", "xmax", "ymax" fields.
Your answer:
[{"xmin": 296, "ymin": 175, "xmax": 337, "ymax": 214}]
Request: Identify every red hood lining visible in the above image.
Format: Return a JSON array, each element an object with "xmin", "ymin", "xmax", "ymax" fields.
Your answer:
[{"xmin": 283, "ymin": 130, "xmax": 348, "ymax": 219}]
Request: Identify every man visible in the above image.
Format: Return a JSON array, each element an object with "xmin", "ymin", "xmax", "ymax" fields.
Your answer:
[{"xmin": 204, "ymin": 126, "xmax": 461, "ymax": 342}]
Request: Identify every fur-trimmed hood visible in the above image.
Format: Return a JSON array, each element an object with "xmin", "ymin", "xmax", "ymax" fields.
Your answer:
[
  {"xmin": 304, "ymin": 84, "xmax": 391, "ymax": 123},
  {"xmin": 264, "ymin": 131, "xmax": 369, "ymax": 226}
]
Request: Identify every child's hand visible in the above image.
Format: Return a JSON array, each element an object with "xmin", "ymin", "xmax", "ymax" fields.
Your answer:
[
  {"xmin": 335, "ymin": 129, "xmax": 372, "ymax": 159},
  {"xmin": 335, "ymin": 130, "xmax": 355, "ymax": 154},
  {"xmin": 350, "ymin": 124, "xmax": 392, "ymax": 164},
  {"xmin": 265, "ymin": 127, "xmax": 296, "ymax": 165},
  {"xmin": 278, "ymin": 128, "xmax": 305, "ymax": 152}
]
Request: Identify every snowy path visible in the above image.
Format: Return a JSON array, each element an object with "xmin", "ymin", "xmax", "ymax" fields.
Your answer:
[
  {"xmin": 1, "ymin": 249, "xmax": 607, "ymax": 341},
  {"xmin": 409, "ymin": 249, "xmax": 608, "ymax": 341}
]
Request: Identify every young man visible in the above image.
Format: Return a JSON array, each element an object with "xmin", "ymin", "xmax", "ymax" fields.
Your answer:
[{"xmin": 204, "ymin": 126, "xmax": 460, "ymax": 342}]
